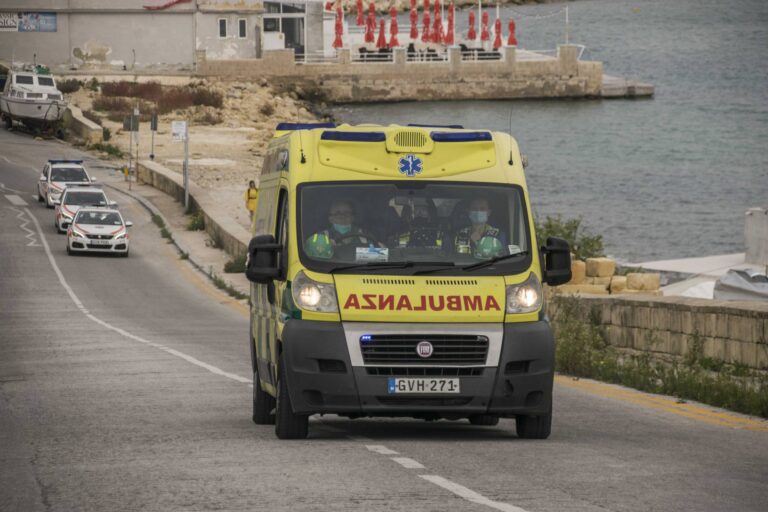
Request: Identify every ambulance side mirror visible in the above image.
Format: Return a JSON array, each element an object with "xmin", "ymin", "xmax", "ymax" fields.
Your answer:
[
  {"xmin": 541, "ymin": 237, "xmax": 572, "ymax": 286},
  {"xmin": 245, "ymin": 234, "xmax": 281, "ymax": 284}
]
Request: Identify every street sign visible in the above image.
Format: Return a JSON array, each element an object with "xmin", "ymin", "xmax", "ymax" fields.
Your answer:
[
  {"xmin": 171, "ymin": 121, "xmax": 187, "ymax": 142},
  {"xmin": 122, "ymin": 115, "xmax": 139, "ymax": 132},
  {"xmin": 150, "ymin": 113, "xmax": 158, "ymax": 131}
]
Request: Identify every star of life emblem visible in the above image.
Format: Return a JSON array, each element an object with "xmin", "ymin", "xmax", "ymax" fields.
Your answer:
[{"xmin": 398, "ymin": 154, "xmax": 423, "ymax": 177}]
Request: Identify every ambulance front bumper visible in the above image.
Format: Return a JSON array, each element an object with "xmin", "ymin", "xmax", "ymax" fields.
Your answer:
[{"xmin": 281, "ymin": 320, "xmax": 554, "ymax": 417}]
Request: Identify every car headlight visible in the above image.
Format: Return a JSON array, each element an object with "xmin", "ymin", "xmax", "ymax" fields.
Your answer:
[
  {"xmin": 114, "ymin": 231, "xmax": 126, "ymax": 239},
  {"xmin": 292, "ymin": 270, "xmax": 338, "ymax": 313},
  {"xmin": 506, "ymin": 273, "xmax": 543, "ymax": 314},
  {"xmin": 70, "ymin": 229, "xmax": 87, "ymax": 239},
  {"xmin": 61, "ymin": 212, "xmax": 73, "ymax": 220}
]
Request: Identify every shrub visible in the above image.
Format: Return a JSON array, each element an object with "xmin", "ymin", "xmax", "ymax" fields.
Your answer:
[
  {"xmin": 101, "ymin": 80, "xmax": 163, "ymax": 101},
  {"xmin": 191, "ymin": 87, "xmax": 224, "ymax": 108},
  {"xmin": 92, "ymin": 96, "xmax": 131, "ymax": 112},
  {"xmin": 90, "ymin": 142, "xmax": 123, "ymax": 158},
  {"xmin": 82, "ymin": 110, "xmax": 102, "ymax": 126},
  {"xmin": 197, "ymin": 110, "xmax": 223, "ymax": 125},
  {"xmin": 186, "ymin": 211, "xmax": 205, "ymax": 231},
  {"xmin": 102, "ymin": 127, "xmax": 111, "ymax": 141},
  {"xmin": 224, "ymin": 254, "xmax": 246, "ymax": 273},
  {"xmin": 534, "ymin": 214, "xmax": 604, "ymax": 260},
  {"xmin": 87, "ymin": 77, "xmax": 99, "ymax": 92},
  {"xmin": 58, "ymin": 79, "xmax": 82, "ymax": 94},
  {"xmin": 259, "ymin": 103, "xmax": 275, "ymax": 117}
]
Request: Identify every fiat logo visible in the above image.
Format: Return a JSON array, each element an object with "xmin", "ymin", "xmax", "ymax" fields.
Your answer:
[{"xmin": 416, "ymin": 341, "xmax": 433, "ymax": 358}]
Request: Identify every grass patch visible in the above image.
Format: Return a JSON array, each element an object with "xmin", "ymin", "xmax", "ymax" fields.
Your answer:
[
  {"xmin": 151, "ymin": 214, "xmax": 166, "ymax": 229},
  {"xmin": 92, "ymin": 96, "xmax": 130, "ymax": 112},
  {"xmin": 90, "ymin": 142, "xmax": 123, "ymax": 158},
  {"xmin": 211, "ymin": 272, "xmax": 248, "ymax": 300},
  {"xmin": 160, "ymin": 227, "xmax": 173, "ymax": 241},
  {"xmin": 102, "ymin": 127, "xmax": 111, "ymax": 141},
  {"xmin": 551, "ymin": 295, "xmax": 768, "ymax": 418},
  {"xmin": 101, "ymin": 80, "xmax": 163, "ymax": 101},
  {"xmin": 259, "ymin": 103, "xmax": 275, "ymax": 117},
  {"xmin": 179, "ymin": 251, "xmax": 189, "ymax": 260},
  {"xmin": 186, "ymin": 211, "xmax": 205, "ymax": 231},
  {"xmin": 196, "ymin": 110, "xmax": 224, "ymax": 125},
  {"xmin": 224, "ymin": 254, "xmax": 246, "ymax": 273}
]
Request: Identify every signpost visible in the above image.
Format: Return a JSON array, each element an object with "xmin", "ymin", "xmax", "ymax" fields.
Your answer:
[
  {"xmin": 123, "ymin": 112, "xmax": 140, "ymax": 190},
  {"xmin": 150, "ymin": 112, "xmax": 158, "ymax": 160},
  {"xmin": 172, "ymin": 120, "xmax": 189, "ymax": 211}
]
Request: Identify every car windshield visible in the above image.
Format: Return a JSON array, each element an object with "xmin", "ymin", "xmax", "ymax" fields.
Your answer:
[
  {"xmin": 51, "ymin": 167, "xmax": 88, "ymax": 182},
  {"xmin": 298, "ymin": 182, "xmax": 531, "ymax": 275},
  {"xmin": 74, "ymin": 211, "xmax": 122, "ymax": 226},
  {"xmin": 64, "ymin": 192, "xmax": 107, "ymax": 206}
]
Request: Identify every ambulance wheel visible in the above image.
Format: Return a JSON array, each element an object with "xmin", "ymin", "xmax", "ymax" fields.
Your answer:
[
  {"xmin": 516, "ymin": 410, "xmax": 552, "ymax": 439},
  {"xmin": 275, "ymin": 354, "xmax": 308, "ymax": 439},
  {"xmin": 468, "ymin": 414, "xmax": 499, "ymax": 426},
  {"xmin": 252, "ymin": 368, "xmax": 276, "ymax": 425}
]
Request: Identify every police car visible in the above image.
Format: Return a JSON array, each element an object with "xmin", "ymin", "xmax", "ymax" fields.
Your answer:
[
  {"xmin": 54, "ymin": 186, "xmax": 116, "ymax": 233},
  {"xmin": 37, "ymin": 160, "xmax": 95, "ymax": 208},
  {"xmin": 66, "ymin": 208, "xmax": 132, "ymax": 256}
]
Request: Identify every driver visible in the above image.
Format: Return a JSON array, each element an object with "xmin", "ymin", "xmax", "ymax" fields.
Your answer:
[
  {"xmin": 453, "ymin": 198, "xmax": 507, "ymax": 259},
  {"xmin": 305, "ymin": 200, "xmax": 373, "ymax": 259}
]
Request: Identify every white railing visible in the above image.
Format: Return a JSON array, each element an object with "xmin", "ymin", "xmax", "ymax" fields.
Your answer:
[
  {"xmin": 406, "ymin": 51, "xmax": 449, "ymax": 63},
  {"xmin": 294, "ymin": 52, "xmax": 340, "ymax": 64},
  {"xmin": 351, "ymin": 50, "xmax": 394, "ymax": 63}
]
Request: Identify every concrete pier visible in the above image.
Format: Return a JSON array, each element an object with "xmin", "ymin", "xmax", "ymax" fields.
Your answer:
[{"xmin": 602, "ymin": 74, "xmax": 655, "ymax": 98}]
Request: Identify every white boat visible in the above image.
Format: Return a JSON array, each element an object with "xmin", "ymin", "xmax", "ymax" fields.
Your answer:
[{"xmin": 0, "ymin": 68, "xmax": 66, "ymax": 130}]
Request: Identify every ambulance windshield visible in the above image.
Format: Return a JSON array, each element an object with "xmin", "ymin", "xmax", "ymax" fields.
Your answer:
[{"xmin": 298, "ymin": 182, "xmax": 531, "ymax": 275}]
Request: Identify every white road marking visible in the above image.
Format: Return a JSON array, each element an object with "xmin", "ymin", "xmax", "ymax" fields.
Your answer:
[
  {"xmin": 420, "ymin": 475, "xmax": 531, "ymax": 512},
  {"xmin": 0, "ymin": 182, "xmax": 25, "ymax": 194},
  {"xmin": 9, "ymin": 207, "xmax": 40, "ymax": 247},
  {"xmin": 26, "ymin": 207, "xmax": 251, "ymax": 384},
  {"xmin": 391, "ymin": 457, "xmax": 425, "ymax": 469},
  {"xmin": 366, "ymin": 445, "xmax": 399, "ymax": 455},
  {"xmin": 5, "ymin": 194, "xmax": 28, "ymax": 206}
]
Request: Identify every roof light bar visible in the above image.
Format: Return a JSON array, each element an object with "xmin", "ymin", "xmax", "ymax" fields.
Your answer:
[
  {"xmin": 276, "ymin": 122, "xmax": 336, "ymax": 131},
  {"xmin": 430, "ymin": 131, "xmax": 492, "ymax": 142},
  {"xmin": 48, "ymin": 159, "xmax": 84, "ymax": 164},
  {"xmin": 408, "ymin": 123, "xmax": 464, "ymax": 129},
  {"xmin": 320, "ymin": 131, "xmax": 386, "ymax": 142}
]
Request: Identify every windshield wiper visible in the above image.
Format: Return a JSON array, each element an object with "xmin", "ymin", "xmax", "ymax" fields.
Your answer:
[
  {"xmin": 329, "ymin": 261, "xmax": 454, "ymax": 274},
  {"xmin": 459, "ymin": 252, "xmax": 530, "ymax": 272}
]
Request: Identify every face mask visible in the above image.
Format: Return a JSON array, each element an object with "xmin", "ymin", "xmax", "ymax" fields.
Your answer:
[
  {"xmin": 469, "ymin": 211, "xmax": 489, "ymax": 224},
  {"xmin": 333, "ymin": 223, "xmax": 351, "ymax": 235}
]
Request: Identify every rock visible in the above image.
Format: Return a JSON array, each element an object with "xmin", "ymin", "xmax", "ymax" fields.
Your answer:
[
  {"xmin": 610, "ymin": 275, "xmax": 627, "ymax": 294},
  {"xmin": 586, "ymin": 276, "xmax": 612, "ymax": 286},
  {"xmin": 569, "ymin": 260, "xmax": 586, "ymax": 284},
  {"xmin": 585, "ymin": 257, "xmax": 616, "ymax": 277},
  {"xmin": 614, "ymin": 288, "xmax": 664, "ymax": 296},
  {"xmin": 556, "ymin": 284, "xmax": 610, "ymax": 296},
  {"xmin": 626, "ymin": 272, "xmax": 661, "ymax": 291}
]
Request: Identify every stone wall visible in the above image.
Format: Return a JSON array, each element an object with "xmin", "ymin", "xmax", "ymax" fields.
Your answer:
[
  {"xmin": 196, "ymin": 45, "xmax": 603, "ymax": 102},
  {"xmin": 558, "ymin": 295, "xmax": 768, "ymax": 371}
]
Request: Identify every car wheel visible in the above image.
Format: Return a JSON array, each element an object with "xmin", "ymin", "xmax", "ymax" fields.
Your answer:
[
  {"xmin": 121, "ymin": 249, "xmax": 129, "ymax": 258},
  {"xmin": 253, "ymin": 368, "xmax": 276, "ymax": 425},
  {"xmin": 516, "ymin": 410, "xmax": 552, "ymax": 439},
  {"xmin": 468, "ymin": 414, "xmax": 500, "ymax": 426},
  {"xmin": 37, "ymin": 190, "xmax": 43, "ymax": 202},
  {"xmin": 274, "ymin": 354, "xmax": 308, "ymax": 439},
  {"xmin": 45, "ymin": 196, "xmax": 53, "ymax": 209}
]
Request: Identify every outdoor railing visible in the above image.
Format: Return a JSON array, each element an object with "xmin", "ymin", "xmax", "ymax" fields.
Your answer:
[
  {"xmin": 294, "ymin": 52, "xmax": 340, "ymax": 64},
  {"xmin": 460, "ymin": 49, "xmax": 503, "ymax": 61},
  {"xmin": 406, "ymin": 51, "xmax": 449, "ymax": 63},
  {"xmin": 351, "ymin": 50, "xmax": 394, "ymax": 63}
]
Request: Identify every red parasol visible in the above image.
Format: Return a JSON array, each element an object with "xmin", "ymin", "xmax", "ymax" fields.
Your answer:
[
  {"xmin": 445, "ymin": 2, "xmax": 454, "ymax": 45},
  {"xmin": 356, "ymin": 0, "xmax": 364, "ymax": 26},
  {"xmin": 411, "ymin": 0, "xmax": 417, "ymax": 9},
  {"xmin": 410, "ymin": 8, "xmax": 419, "ymax": 39},
  {"xmin": 432, "ymin": 0, "xmax": 442, "ymax": 43},
  {"xmin": 365, "ymin": 4, "xmax": 376, "ymax": 43},
  {"xmin": 493, "ymin": 16, "xmax": 502, "ymax": 49},
  {"xmin": 507, "ymin": 18, "xmax": 517, "ymax": 46},
  {"xmin": 423, "ymin": 0, "xmax": 430, "ymax": 33},
  {"xmin": 480, "ymin": 11, "xmax": 490, "ymax": 41},
  {"xmin": 376, "ymin": 18, "xmax": 387, "ymax": 48},
  {"xmin": 333, "ymin": 7, "xmax": 344, "ymax": 49},
  {"xmin": 467, "ymin": 10, "xmax": 476, "ymax": 40},
  {"xmin": 389, "ymin": 7, "xmax": 400, "ymax": 47},
  {"xmin": 421, "ymin": 12, "xmax": 431, "ymax": 42}
]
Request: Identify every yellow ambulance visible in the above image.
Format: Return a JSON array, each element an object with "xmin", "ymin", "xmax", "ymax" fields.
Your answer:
[{"xmin": 246, "ymin": 122, "xmax": 571, "ymax": 439}]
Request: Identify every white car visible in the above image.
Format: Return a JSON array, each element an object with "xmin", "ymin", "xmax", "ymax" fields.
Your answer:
[
  {"xmin": 37, "ymin": 159, "xmax": 95, "ymax": 208},
  {"xmin": 54, "ymin": 186, "xmax": 116, "ymax": 233},
  {"xmin": 67, "ymin": 208, "xmax": 133, "ymax": 257}
]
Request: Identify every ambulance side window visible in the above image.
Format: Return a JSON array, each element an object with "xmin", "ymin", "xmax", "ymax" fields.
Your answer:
[{"xmin": 275, "ymin": 189, "xmax": 288, "ymax": 277}]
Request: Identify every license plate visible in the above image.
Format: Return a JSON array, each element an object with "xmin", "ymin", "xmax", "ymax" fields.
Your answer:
[
  {"xmin": 387, "ymin": 377, "xmax": 460, "ymax": 394},
  {"xmin": 89, "ymin": 239, "xmax": 112, "ymax": 245}
]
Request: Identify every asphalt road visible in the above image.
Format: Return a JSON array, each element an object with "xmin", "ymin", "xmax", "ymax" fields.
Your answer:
[{"xmin": 1, "ymin": 129, "xmax": 766, "ymax": 512}]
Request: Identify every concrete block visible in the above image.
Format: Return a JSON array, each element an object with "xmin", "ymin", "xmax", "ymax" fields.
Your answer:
[
  {"xmin": 569, "ymin": 260, "xmax": 586, "ymax": 284},
  {"xmin": 701, "ymin": 337, "xmax": 723, "ymax": 361},
  {"xmin": 681, "ymin": 311, "xmax": 695, "ymax": 335},
  {"xmin": 727, "ymin": 314, "xmax": 761, "ymax": 343},
  {"xmin": 650, "ymin": 307, "xmax": 669, "ymax": 331},
  {"xmin": 615, "ymin": 289, "xmax": 664, "ymax": 297},
  {"xmin": 755, "ymin": 344, "xmax": 768, "ymax": 370},
  {"xmin": 605, "ymin": 324, "xmax": 626, "ymax": 347},
  {"xmin": 586, "ymin": 276, "xmax": 612, "ymax": 286},
  {"xmin": 585, "ymin": 257, "xmax": 616, "ymax": 277},
  {"xmin": 610, "ymin": 276, "xmax": 627, "ymax": 294},
  {"xmin": 725, "ymin": 339, "xmax": 744, "ymax": 365},
  {"xmin": 626, "ymin": 273, "xmax": 661, "ymax": 290},
  {"xmin": 668, "ymin": 332, "xmax": 686, "ymax": 356},
  {"xmin": 557, "ymin": 284, "xmax": 609, "ymax": 296}
]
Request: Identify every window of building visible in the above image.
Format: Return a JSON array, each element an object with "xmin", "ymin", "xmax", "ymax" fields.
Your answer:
[
  {"xmin": 218, "ymin": 18, "xmax": 227, "ymax": 38},
  {"xmin": 264, "ymin": 18, "xmax": 279, "ymax": 32},
  {"xmin": 238, "ymin": 18, "xmax": 247, "ymax": 38}
]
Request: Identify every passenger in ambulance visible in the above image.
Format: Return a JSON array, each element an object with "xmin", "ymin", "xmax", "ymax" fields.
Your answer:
[
  {"xmin": 452, "ymin": 198, "xmax": 508, "ymax": 259},
  {"xmin": 394, "ymin": 202, "xmax": 445, "ymax": 250},
  {"xmin": 305, "ymin": 200, "xmax": 382, "ymax": 259}
]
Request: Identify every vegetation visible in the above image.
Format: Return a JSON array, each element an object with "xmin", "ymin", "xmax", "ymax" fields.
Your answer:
[
  {"xmin": 97, "ymin": 80, "xmax": 223, "ymax": 115},
  {"xmin": 259, "ymin": 103, "xmax": 275, "ymax": 117},
  {"xmin": 57, "ymin": 78, "xmax": 82, "ymax": 94},
  {"xmin": 87, "ymin": 78, "xmax": 100, "ymax": 92},
  {"xmin": 211, "ymin": 272, "xmax": 248, "ymax": 301},
  {"xmin": 90, "ymin": 142, "xmax": 123, "ymax": 158},
  {"xmin": 82, "ymin": 110, "xmax": 102, "ymax": 126},
  {"xmin": 186, "ymin": 211, "xmax": 205, "ymax": 231},
  {"xmin": 102, "ymin": 127, "xmax": 111, "ymax": 141},
  {"xmin": 551, "ymin": 295, "xmax": 768, "ymax": 418},
  {"xmin": 92, "ymin": 96, "xmax": 131, "ymax": 113},
  {"xmin": 535, "ymin": 214, "xmax": 604, "ymax": 260},
  {"xmin": 224, "ymin": 254, "xmax": 247, "ymax": 273}
]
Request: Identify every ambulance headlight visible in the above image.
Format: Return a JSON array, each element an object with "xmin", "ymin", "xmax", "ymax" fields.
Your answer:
[
  {"xmin": 505, "ymin": 273, "xmax": 543, "ymax": 314},
  {"xmin": 292, "ymin": 271, "xmax": 338, "ymax": 313}
]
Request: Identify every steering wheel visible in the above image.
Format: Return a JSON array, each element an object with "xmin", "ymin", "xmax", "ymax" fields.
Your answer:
[
  {"xmin": 334, "ymin": 232, "xmax": 385, "ymax": 248},
  {"xmin": 332, "ymin": 232, "xmax": 387, "ymax": 261}
]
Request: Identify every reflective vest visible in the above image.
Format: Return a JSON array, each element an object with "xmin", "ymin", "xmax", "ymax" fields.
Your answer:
[
  {"xmin": 454, "ymin": 225, "xmax": 501, "ymax": 257},
  {"xmin": 397, "ymin": 227, "xmax": 444, "ymax": 249}
]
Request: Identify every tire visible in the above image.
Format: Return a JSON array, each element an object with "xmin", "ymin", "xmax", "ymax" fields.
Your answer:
[
  {"xmin": 45, "ymin": 196, "xmax": 53, "ymax": 209},
  {"xmin": 274, "ymin": 354, "xmax": 308, "ymax": 439},
  {"xmin": 468, "ymin": 414, "xmax": 499, "ymax": 426},
  {"xmin": 37, "ymin": 189, "xmax": 43, "ymax": 202},
  {"xmin": 516, "ymin": 410, "xmax": 552, "ymax": 439},
  {"xmin": 3, "ymin": 115, "xmax": 11, "ymax": 129},
  {"xmin": 121, "ymin": 249, "xmax": 129, "ymax": 258},
  {"xmin": 252, "ymin": 369, "xmax": 276, "ymax": 425}
]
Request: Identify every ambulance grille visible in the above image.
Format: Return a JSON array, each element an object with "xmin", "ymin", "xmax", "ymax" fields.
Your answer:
[
  {"xmin": 362, "ymin": 278, "xmax": 416, "ymax": 285},
  {"xmin": 366, "ymin": 367, "xmax": 484, "ymax": 377},
  {"xmin": 424, "ymin": 279, "xmax": 479, "ymax": 286},
  {"xmin": 394, "ymin": 131, "xmax": 428, "ymax": 148},
  {"xmin": 361, "ymin": 334, "xmax": 488, "ymax": 365}
]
